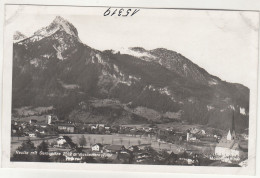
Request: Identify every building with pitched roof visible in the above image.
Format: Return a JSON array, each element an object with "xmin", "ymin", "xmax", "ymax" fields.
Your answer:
[
  {"xmin": 91, "ymin": 143, "xmax": 103, "ymax": 152},
  {"xmin": 215, "ymin": 112, "xmax": 241, "ymax": 158},
  {"xmin": 56, "ymin": 135, "xmax": 77, "ymax": 148},
  {"xmin": 104, "ymin": 145, "xmax": 125, "ymax": 153}
]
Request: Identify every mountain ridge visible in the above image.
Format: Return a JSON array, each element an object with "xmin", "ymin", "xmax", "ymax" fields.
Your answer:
[{"xmin": 12, "ymin": 16, "xmax": 249, "ymax": 132}]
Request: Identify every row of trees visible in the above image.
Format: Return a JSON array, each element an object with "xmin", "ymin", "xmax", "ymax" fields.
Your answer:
[{"xmin": 11, "ymin": 139, "xmax": 50, "ymax": 162}]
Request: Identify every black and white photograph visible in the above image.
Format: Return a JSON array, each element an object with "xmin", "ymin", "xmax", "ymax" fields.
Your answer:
[{"xmin": 1, "ymin": 3, "xmax": 259, "ymax": 175}]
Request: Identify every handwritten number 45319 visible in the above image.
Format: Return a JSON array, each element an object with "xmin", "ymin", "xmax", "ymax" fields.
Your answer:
[{"xmin": 104, "ymin": 8, "xmax": 140, "ymax": 17}]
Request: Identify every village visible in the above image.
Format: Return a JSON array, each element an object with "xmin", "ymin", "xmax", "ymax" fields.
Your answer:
[{"xmin": 11, "ymin": 114, "xmax": 248, "ymax": 166}]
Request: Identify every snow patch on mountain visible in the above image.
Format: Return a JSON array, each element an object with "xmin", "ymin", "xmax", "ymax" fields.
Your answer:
[
  {"xmin": 207, "ymin": 105, "xmax": 214, "ymax": 111},
  {"xmin": 96, "ymin": 54, "xmax": 104, "ymax": 64},
  {"xmin": 42, "ymin": 54, "xmax": 51, "ymax": 58},
  {"xmin": 53, "ymin": 45, "xmax": 63, "ymax": 60},
  {"xmin": 58, "ymin": 79, "xmax": 79, "ymax": 90},
  {"xmin": 158, "ymin": 87, "xmax": 171, "ymax": 96},
  {"xmin": 229, "ymin": 105, "xmax": 235, "ymax": 110},
  {"xmin": 113, "ymin": 64, "xmax": 119, "ymax": 73},
  {"xmin": 30, "ymin": 58, "xmax": 40, "ymax": 67},
  {"xmin": 208, "ymin": 78, "xmax": 219, "ymax": 86},
  {"xmin": 146, "ymin": 85, "xmax": 156, "ymax": 91},
  {"xmin": 183, "ymin": 64, "xmax": 188, "ymax": 76},
  {"xmin": 117, "ymin": 47, "xmax": 155, "ymax": 61},
  {"xmin": 129, "ymin": 75, "xmax": 141, "ymax": 81}
]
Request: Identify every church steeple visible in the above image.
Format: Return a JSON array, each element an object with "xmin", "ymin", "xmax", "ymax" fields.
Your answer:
[
  {"xmin": 227, "ymin": 111, "xmax": 236, "ymax": 141},
  {"xmin": 231, "ymin": 111, "xmax": 236, "ymax": 139},
  {"xmin": 231, "ymin": 110, "xmax": 235, "ymax": 133},
  {"xmin": 227, "ymin": 129, "xmax": 232, "ymax": 140}
]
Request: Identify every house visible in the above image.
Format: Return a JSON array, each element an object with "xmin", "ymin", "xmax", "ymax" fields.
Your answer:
[
  {"xmin": 29, "ymin": 133, "xmax": 36, "ymax": 137},
  {"xmin": 189, "ymin": 137, "xmax": 197, "ymax": 141},
  {"xmin": 128, "ymin": 145, "xmax": 140, "ymax": 152},
  {"xmin": 56, "ymin": 136, "xmax": 76, "ymax": 148},
  {"xmin": 136, "ymin": 157, "xmax": 147, "ymax": 163},
  {"xmin": 136, "ymin": 152, "xmax": 151, "ymax": 159},
  {"xmin": 47, "ymin": 115, "xmax": 52, "ymax": 125},
  {"xmin": 187, "ymin": 132, "xmax": 197, "ymax": 141},
  {"xmin": 91, "ymin": 125, "xmax": 97, "ymax": 130},
  {"xmin": 37, "ymin": 123, "xmax": 47, "ymax": 128},
  {"xmin": 40, "ymin": 130, "xmax": 45, "ymax": 134},
  {"xmin": 104, "ymin": 126, "xmax": 111, "ymax": 133},
  {"xmin": 36, "ymin": 127, "xmax": 46, "ymax": 134},
  {"xmin": 21, "ymin": 122, "xmax": 28, "ymax": 129},
  {"xmin": 97, "ymin": 124, "xmax": 105, "ymax": 128},
  {"xmin": 57, "ymin": 124, "xmax": 75, "ymax": 133},
  {"xmin": 91, "ymin": 143, "xmax": 103, "ymax": 152},
  {"xmin": 104, "ymin": 145, "xmax": 125, "ymax": 153},
  {"xmin": 105, "ymin": 126, "xmax": 110, "ymax": 130},
  {"xmin": 188, "ymin": 127, "xmax": 200, "ymax": 134},
  {"xmin": 57, "ymin": 136, "xmax": 67, "ymax": 146},
  {"xmin": 30, "ymin": 119, "xmax": 37, "ymax": 124}
]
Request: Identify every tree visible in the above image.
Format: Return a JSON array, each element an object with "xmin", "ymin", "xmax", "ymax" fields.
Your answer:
[
  {"xmin": 79, "ymin": 135, "xmax": 87, "ymax": 148},
  {"xmin": 36, "ymin": 141, "xmax": 50, "ymax": 162},
  {"xmin": 18, "ymin": 138, "xmax": 35, "ymax": 152},
  {"xmin": 11, "ymin": 138, "xmax": 38, "ymax": 162},
  {"xmin": 138, "ymin": 140, "xmax": 141, "ymax": 145},
  {"xmin": 120, "ymin": 138, "xmax": 123, "ymax": 145}
]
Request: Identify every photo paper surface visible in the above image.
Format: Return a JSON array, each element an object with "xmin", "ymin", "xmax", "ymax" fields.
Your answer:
[{"xmin": 1, "ymin": 4, "xmax": 259, "ymax": 175}]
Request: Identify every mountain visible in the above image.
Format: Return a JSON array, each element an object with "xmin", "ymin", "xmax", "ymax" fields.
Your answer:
[
  {"xmin": 12, "ymin": 16, "xmax": 249, "ymax": 132},
  {"xmin": 13, "ymin": 31, "xmax": 27, "ymax": 43}
]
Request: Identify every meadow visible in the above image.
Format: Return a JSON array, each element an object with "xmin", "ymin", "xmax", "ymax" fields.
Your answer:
[{"xmin": 11, "ymin": 133, "xmax": 186, "ymax": 156}]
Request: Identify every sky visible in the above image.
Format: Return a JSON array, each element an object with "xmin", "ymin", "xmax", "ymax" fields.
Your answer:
[{"xmin": 5, "ymin": 5, "xmax": 260, "ymax": 87}]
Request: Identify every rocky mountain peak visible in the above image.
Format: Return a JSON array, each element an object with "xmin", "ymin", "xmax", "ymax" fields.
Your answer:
[
  {"xmin": 34, "ymin": 16, "xmax": 78, "ymax": 38},
  {"xmin": 13, "ymin": 31, "xmax": 27, "ymax": 42},
  {"xmin": 53, "ymin": 15, "xmax": 66, "ymax": 23},
  {"xmin": 52, "ymin": 16, "xmax": 78, "ymax": 37}
]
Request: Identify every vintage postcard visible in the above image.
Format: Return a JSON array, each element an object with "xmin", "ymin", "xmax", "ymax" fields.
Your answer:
[{"xmin": 1, "ymin": 4, "xmax": 259, "ymax": 175}]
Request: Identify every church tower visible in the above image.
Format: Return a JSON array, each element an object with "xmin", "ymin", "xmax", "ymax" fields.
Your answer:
[
  {"xmin": 227, "ymin": 111, "xmax": 236, "ymax": 141},
  {"xmin": 231, "ymin": 111, "xmax": 236, "ymax": 140}
]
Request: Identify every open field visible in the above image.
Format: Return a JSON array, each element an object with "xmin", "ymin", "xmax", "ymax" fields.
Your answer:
[
  {"xmin": 10, "ymin": 121, "xmax": 228, "ymax": 159},
  {"xmin": 61, "ymin": 134, "xmax": 190, "ymax": 153},
  {"xmin": 11, "ymin": 133, "xmax": 186, "ymax": 155}
]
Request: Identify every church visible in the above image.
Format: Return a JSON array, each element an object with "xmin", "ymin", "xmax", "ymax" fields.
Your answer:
[{"xmin": 215, "ymin": 112, "xmax": 241, "ymax": 158}]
